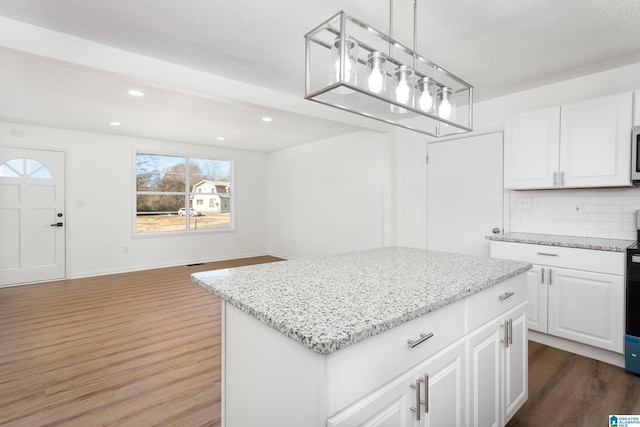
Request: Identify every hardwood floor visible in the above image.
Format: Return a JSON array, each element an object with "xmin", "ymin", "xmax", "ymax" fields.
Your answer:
[
  {"xmin": 508, "ymin": 341, "xmax": 640, "ymax": 427},
  {"xmin": 0, "ymin": 256, "xmax": 282, "ymax": 427},
  {"xmin": 3, "ymin": 259, "xmax": 640, "ymax": 426}
]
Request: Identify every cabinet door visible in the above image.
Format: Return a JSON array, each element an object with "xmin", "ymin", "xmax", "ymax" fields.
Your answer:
[
  {"xmin": 327, "ymin": 370, "xmax": 415, "ymax": 427},
  {"xmin": 526, "ymin": 265, "xmax": 548, "ymax": 333},
  {"xmin": 560, "ymin": 92, "xmax": 632, "ymax": 188},
  {"xmin": 416, "ymin": 339, "xmax": 466, "ymax": 427},
  {"xmin": 547, "ymin": 267, "xmax": 624, "ymax": 353},
  {"xmin": 503, "ymin": 303, "xmax": 528, "ymax": 423},
  {"xmin": 504, "ymin": 106, "xmax": 560, "ymax": 189},
  {"xmin": 467, "ymin": 318, "xmax": 502, "ymax": 427}
]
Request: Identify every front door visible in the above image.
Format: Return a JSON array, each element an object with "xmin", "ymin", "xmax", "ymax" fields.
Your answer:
[{"xmin": 0, "ymin": 147, "xmax": 65, "ymax": 286}]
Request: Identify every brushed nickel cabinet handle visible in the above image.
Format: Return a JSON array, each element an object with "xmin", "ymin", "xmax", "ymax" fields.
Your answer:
[
  {"xmin": 553, "ymin": 172, "xmax": 558, "ymax": 186},
  {"xmin": 541, "ymin": 268, "xmax": 545, "ymax": 284},
  {"xmin": 499, "ymin": 291, "xmax": 515, "ymax": 301},
  {"xmin": 502, "ymin": 320, "xmax": 509, "ymax": 348},
  {"xmin": 549, "ymin": 268, "xmax": 553, "ymax": 285},
  {"xmin": 407, "ymin": 332, "xmax": 434, "ymax": 348},
  {"xmin": 537, "ymin": 252, "xmax": 558, "ymax": 257},
  {"xmin": 508, "ymin": 318, "xmax": 513, "ymax": 346},
  {"xmin": 561, "ymin": 171, "xmax": 565, "ymax": 186},
  {"xmin": 424, "ymin": 373, "xmax": 429, "ymax": 414},
  {"xmin": 410, "ymin": 379, "xmax": 425, "ymax": 420}
]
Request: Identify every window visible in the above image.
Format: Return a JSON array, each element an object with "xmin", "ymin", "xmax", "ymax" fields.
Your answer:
[
  {"xmin": 135, "ymin": 153, "xmax": 232, "ymax": 234},
  {"xmin": 0, "ymin": 158, "xmax": 52, "ymax": 179}
]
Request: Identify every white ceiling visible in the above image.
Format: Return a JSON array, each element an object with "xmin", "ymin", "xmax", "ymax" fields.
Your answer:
[{"xmin": 1, "ymin": 0, "xmax": 640, "ymax": 151}]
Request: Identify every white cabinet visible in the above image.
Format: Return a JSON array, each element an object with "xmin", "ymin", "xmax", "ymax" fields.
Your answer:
[
  {"xmin": 525, "ymin": 265, "xmax": 547, "ymax": 333},
  {"xmin": 328, "ymin": 339, "xmax": 466, "ymax": 427},
  {"xmin": 504, "ymin": 92, "xmax": 633, "ymax": 189},
  {"xmin": 504, "ymin": 107, "xmax": 560, "ymax": 189},
  {"xmin": 490, "ymin": 241, "xmax": 625, "ymax": 355},
  {"xmin": 468, "ymin": 302, "xmax": 528, "ymax": 427},
  {"xmin": 547, "ymin": 267, "xmax": 624, "ymax": 353},
  {"xmin": 414, "ymin": 339, "xmax": 466, "ymax": 427}
]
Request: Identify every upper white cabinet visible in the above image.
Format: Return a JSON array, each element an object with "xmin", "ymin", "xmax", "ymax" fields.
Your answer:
[
  {"xmin": 504, "ymin": 92, "xmax": 633, "ymax": 189},
  {"xmin": 505, "ymin": 106, "xmax": 560, "ymax": 189}
]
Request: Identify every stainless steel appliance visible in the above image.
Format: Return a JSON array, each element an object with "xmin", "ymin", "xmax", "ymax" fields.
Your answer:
[
  {"xmin": 625, "ymin": 210, "xmax": 640, "ymax": 374},
  {"xmin": 631, "ymin": 126, "xmax": 640, "ymax": 182}
]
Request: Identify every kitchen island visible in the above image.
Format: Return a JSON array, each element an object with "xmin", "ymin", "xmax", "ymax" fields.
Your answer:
[{"xmin": 192, "ymin": 247, "xmax": 531, "ymax": 427}]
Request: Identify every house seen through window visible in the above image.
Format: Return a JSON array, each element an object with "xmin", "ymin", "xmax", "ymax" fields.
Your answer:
[{"xmin": 135, "ymin": 153, "xmax": 232, "ymax": 234}]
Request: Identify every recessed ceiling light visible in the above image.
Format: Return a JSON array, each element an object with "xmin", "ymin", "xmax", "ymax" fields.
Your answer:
[
  {"xmin": 127, "ymin": 89, "xmax": 145, "ymax": 97},
  {"xmin": 109, "ymin": 121, "xmax": 121, "ymax": 126},
  {"xmin": 217, "ymin": 137, "xmax": 225, "ymax": 141},
  {"xmin": 262, "ymin": 117, "xmax": 273, "ymax": 122}
]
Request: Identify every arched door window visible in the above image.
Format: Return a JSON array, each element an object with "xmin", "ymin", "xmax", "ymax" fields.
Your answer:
[{"xmin": 0, "ymin": 158, "xmax": 52, "ymax": 179}]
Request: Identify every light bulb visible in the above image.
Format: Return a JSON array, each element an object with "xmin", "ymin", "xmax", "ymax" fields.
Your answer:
[
  {"xmin": 396, "ymin": 80, "xmax": 410, "ymax": 104},
  {"xmin": 368, "ymin": 68, "xmax": 384, "ymax": 93},
  {"xmin": 367, "ymin": 51, "xmax": 386, "ymax": 94},
  {"xmin": 437, "ymin": 86, "xmax": 454, "ymax": 120},
  {"xmin": 438, "ymin": 98, "xmax": 452, "ymax": 119},
  {"xmin": 419, "ymin": 91, "xmax": 433, "ymax": 112}
]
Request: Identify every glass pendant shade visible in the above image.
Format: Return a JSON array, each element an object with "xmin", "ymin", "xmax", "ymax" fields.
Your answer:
[
  {"xmin": 305, "ymin": 11, "xmax": 473, "ymax": 137},
  {"xmin": 417, "ymin": 77, "xmax": 435, "ymax": 113},
  {"xmin": 437, "ymin": 86, "xmax": 455, "ymax": 120},
  {"xmin": 367, "ymin": 51, "xmax": 387, "ymax": 94},
  {"xmin": 330, "ymin": 36, "xmax": 358, "ymax": 94},
  {"xmin": 391, "ymin": 65, "xmax": 414, "ymax": 113}
]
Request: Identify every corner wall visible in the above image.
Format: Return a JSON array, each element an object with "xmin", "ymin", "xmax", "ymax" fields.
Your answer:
[{"xmin": 267, "ymin": 130, "xmax": 391, "ymax": 259}]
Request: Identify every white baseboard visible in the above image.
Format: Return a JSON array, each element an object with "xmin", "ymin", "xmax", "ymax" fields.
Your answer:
[{"xmin": 529, "ymin": 330, "xmax": 625, "ymax": 368}]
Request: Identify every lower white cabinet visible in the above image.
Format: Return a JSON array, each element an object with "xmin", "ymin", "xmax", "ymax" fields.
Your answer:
[
  {"xmin": 491, "ymin": 241, "xmax": 624, "ymax": 354},
  {"xmin": 547, "ymin": 267, "xmax": 623, "ymax": 352},
  {"xmin": 327, "ymin": 339, "xmax": 466, "ymax": 427},
  {"xmin": 467, "ymin": 302, "xmax": 528, "ymax": 427}
]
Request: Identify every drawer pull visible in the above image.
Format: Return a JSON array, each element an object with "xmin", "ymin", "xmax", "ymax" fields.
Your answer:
[
  {"xmin": 407, "ymin": 332, "xmax": 434, "ymax": 348},
  {"xmin": 499, "ymin": 291, "xmax": 515, "ymax": 301},
  {"xmin": 409, "ymin": 378, "xmax": 425, "ymax": 420},
  {"xmin": 537, "ymin": 252, "xmax": 558, "ymax": 257}
]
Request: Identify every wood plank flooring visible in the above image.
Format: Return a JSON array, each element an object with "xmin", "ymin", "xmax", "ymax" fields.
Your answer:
[
  {"xmin": 507, "ymin": 341, "xmax": 640, "ymax": 427},
  {"xmin": 0, "ymin": 256, "xmax": 282, "ymax": 427},
  {"xmin": 2, "ymin": 258, "xmax": 640, "ymax": 426}
]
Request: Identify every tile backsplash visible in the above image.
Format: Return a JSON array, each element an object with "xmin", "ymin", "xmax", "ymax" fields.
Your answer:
[{"xmin": 508, "ymin": 187, "xmax": 640, "ymax": 240}]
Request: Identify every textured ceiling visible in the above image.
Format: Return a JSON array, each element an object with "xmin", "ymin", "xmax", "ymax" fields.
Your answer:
[{"xmin": 1, "ymin": 0, "xmax": 640, "ymax": 150}]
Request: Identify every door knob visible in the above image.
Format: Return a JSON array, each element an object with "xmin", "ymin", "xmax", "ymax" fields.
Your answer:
[{"xmin": 492, "ymin": 227, "xmax": 501, "ymax": 234}]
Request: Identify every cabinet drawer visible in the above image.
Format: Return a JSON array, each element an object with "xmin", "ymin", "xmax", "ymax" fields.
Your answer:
[
  {"xmin": 466, "ymin": 274, "xmax": 527, "ymax": 332},
  {"xmin": 325, "ymin": 298, "xmax": 465, "ymax": 417},
  {"xmin": 490, "ymin": 241, "xmax": 624, "ymax": 275}
]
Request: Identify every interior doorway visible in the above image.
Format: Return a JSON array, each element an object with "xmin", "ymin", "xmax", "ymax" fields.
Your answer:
[{"xmin": 427, "ymin": 132, "xmax": 504, "ymax": 257}]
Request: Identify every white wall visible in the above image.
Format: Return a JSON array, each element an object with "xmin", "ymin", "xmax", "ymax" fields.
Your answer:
[
  {"xmin": 268, "ymin": 130, "xmax": 391, "ymax": 259},
  {"xmin": 0, "ymin": 121, "xmax": 269, "ymax": 279},
  {"xmin": 390, "ymin": 128, "xmax": 427, "ymax": 249}
]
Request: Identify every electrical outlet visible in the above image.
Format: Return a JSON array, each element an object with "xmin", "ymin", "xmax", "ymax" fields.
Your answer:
[
  {"xmin": 573, "ymin": 204, "xmax": 583, "ymax": 215},
  {"xmin": 511, "ymin": 198, "xmax": 532, "ymax": 210}
]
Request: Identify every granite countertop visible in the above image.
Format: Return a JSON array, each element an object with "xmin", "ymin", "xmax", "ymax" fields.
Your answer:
[
  {"xmin": 486, "ymin": 232, "xmax": 634, "ymax": 253},
  {"xmin": 191, "ymin": 247, "xmax": 531, "ymax": 355}
]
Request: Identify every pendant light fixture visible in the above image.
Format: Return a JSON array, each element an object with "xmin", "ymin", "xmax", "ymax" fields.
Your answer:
[{"xmin": 304, "ymin": 0, "xmax": 473, "ymax": 137}]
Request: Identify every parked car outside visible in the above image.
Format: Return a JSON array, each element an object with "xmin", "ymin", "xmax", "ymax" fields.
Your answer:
[{"xmin": 177, "ymin": 208, "xmax": 203, "ymax": 216}]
